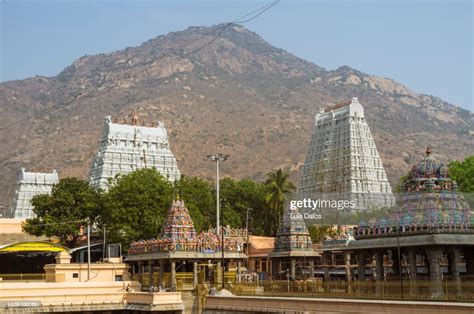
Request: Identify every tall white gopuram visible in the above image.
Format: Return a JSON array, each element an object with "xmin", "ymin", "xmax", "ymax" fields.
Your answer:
[
  {"xmin": 89, "ymin": 114, "xmax": 180, "ymax": 190},
  {"xmin": 299, "ymin": 97, "xmax": 394, "ymax": 210},
  {"xmin": 13, "ymin": 168, "xmax": 59, "ymax": 219}
]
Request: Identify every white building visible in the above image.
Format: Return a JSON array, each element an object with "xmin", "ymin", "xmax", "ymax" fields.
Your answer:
[
  {"xmin": 299, "ymin": 97, "xmax": 394, "ymax": 210},
  {"xmin": 89, "ymin": 115, "xmax": 180, "ymax": 190},
  {"xmin": 13, "ymin": 168, "xmax": 59, "ymax": 219}
]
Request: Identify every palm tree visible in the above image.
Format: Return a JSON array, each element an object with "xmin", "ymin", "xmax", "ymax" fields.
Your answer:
[{"xmin": 264, "ymin": 168, "xmax": 296, "ymax": 227}]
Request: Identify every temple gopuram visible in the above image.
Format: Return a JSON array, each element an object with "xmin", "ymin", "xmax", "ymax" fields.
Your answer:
[
  {"xmin": 125, "ymin": 198, "xmax": 247, "ymax": 290},
  {"xmin": 268, "ymin": 206, "xmax": 318, "ymax": 280},
  {"xmin": 89, "ymin": 114, "xmax": 180, "ymax": 190},
  {"xmin": 321, "ymin": 148, "xmax": 473, "ymax": 288}
]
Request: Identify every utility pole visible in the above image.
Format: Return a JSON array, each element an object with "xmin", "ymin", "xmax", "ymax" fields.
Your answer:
[
  {"xmin": 87, "ymin": 222, "xmax": 91, "ymax": 281},
  {"xmin": 396, "ymin": 218, "xmax": 403, "ymax": 299},
  {"xmin": 221, "ymin": 222, "xmax": 225, "ymax": 290},
  {"xmin": 286, "ymin": 268, "xmax": 290, "ymax": 293},
  {"xmin": 246, "ymin": 208, "xmax": 252, "ymax": 267},
  {"xmin": 102, "ymin": 226, "xmax": 106, "ymax": 260}
]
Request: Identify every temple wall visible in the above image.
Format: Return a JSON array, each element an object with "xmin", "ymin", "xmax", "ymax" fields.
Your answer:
[{"xmin": 44, "ymin": 262, "xmax": 131, "ymax": 283}]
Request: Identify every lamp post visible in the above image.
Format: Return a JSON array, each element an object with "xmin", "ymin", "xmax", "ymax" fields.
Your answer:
[
  {"xmin": 206, "ymin": 154, "xmax": 229, "ymax": 232},
  {"xmin": 207, "ymin": 153, "xmax": 229, "ymax": 290}
]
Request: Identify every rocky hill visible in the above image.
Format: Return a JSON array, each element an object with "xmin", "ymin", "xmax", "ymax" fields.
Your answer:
[{"xmin": 1, "ymin": 24, "xmax": 473, "ymax": 206}]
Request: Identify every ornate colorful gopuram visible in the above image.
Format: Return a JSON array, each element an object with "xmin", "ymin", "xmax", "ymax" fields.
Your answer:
[
  {"xmin": 321, "ymin": 148, "xmax": 474, "ymax": 286},
  {"xmin": 125, "ymin": 199, "xmax": 247, "ymax": 289},
  {"xmin": 268, "ymin": 206, "xmax": 318, "ymax": 280},
  {"xmin": 354, "ymin": 147, "xmax": 472, "ymax": 236}
]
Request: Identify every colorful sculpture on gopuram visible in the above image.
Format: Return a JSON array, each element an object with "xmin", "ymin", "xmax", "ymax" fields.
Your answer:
[
  {"xmin": 355, "ymin": 147, "xmax": 472, "ymax": 237},
  {"xmin": 128, "ymin": 197, "xmax": 245, "ymax": 255},
  {"xmin": 273, "ymin": 206, "xmax": 313, "ymax": 252}
]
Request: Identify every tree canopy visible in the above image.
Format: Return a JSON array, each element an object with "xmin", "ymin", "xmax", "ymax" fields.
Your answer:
[
  {"xmin": 24, "ymin": 167, "xmax": 298, "ymax": 249},
  {"xmin": 23, "ymin": 177, "xmax": 102, "ymax": 247},
  {"xmin": 101, "ymin": 168, "xmax": 173, "ymax": 246},
  {"xmin": 174, "ymin": 175, "xmax": 214, "ymax": 232},
  {"xmin": 264, "ymin": 168, "xmax": 296, "ymax": 228},
  {"xmin": 307, "ymin": 225, "xmax": 338, "ymax": 243},
  {"xmin": 449, "ymin": 155, "xmax": 474, "ymax": 193}
]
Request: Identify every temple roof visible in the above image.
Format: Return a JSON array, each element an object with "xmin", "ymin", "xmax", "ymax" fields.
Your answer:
[
  {"xmin": 270, "ymin": 206, "xmax": 315, "ymax": 255},
  {"xmin": 104, "ymin": 115, "xmax": 169, "ymax": 140},
  {"xmin": 161, "ymin": 199, "xmax": 197, "ymax": 241},
  {"xmin": 19, "ymin": 168, "xmax": 59, "ymax": 184},
  {"xmin": 404, "ymin": 147, "xmax": 458, "ymax": 192},
  {"xmin": 249, "ymin": 236, "xmax": 275, "ymax": 250},
  {"xmin": 409, "ymin": 147, "xmax": 450, "ymax": 182},
  {"xmin": 353, "ymin": 148, "xmax": 472, "ymax": 236}
]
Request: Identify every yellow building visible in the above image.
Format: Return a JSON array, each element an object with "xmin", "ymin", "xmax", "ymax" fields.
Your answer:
[{"xmin": 0, "ymin": 251, "xmax": 184, "ymax": 313}]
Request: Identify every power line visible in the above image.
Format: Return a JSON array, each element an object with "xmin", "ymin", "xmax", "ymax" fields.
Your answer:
[
  {"xmin": 25, "ymin": 219, "xmax": 87, "ymax": 227},
  {"xmin": 183, "ymin": 0, "xmax": 280, "ymax": 57},
  {"xmin": 234, "ymin": 0, "xmax": 280, "ymax": 24},
  {"xmin": 1, "ymin": 0, "xmax": 280, "ymax": 170},
  {"xmin": 1, "ymin": 0, "xmax": 280, "ymax": 135}
]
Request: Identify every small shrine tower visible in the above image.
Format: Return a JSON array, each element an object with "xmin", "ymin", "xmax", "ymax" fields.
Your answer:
[
  {"xmin": 161, "ymin": 198, "xmax": 197, "ymax": 244},
  {"xmin": 268, "ymin": 206, "xmax": 318, "ymax": 280}
]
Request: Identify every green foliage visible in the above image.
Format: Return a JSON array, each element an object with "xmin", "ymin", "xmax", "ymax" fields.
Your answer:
[
  {"xmin": 23, "ymin": 178, "xmax": 102, "ymax": 247},
  {"xmin": 101, "ymin": 168, "xmax": 173, "ymax": 247},
  {"xmin": 219, "ymin": 178, "xmax": 271, "ymax": 233},
  {"xmin": 396, "ymin": 174, "xmax": 409, "ymax": 193},
  {"xmin": 97, "ymin": 169, "xmax": 284, "ymax": 247},
  {"xmin": 174, "ymin": 175, "xmax": 214, "ymax": 232},
  {"xmin": 24, "ymin": 167, "xmax": 297, "ymax": 249},
  {"xmin": 307, "ymin": 225, "xmax": 338, "ymax": 243},
  {"xmin": 449, "ymin": 155, "xmax": 474, "ymax": 193},
  {"xmin": 264, "ymin": 168, "xmax": 296, "ymax": 227}
]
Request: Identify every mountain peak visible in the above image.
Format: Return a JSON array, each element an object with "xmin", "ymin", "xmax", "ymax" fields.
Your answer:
[{"xmin": 0, "ymin": 25, "xmax": 472, "ymax": 207}]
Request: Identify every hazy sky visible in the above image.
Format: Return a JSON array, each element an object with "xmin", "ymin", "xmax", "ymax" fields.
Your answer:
[{"xmin": 1, "ymin": 0, "xmax": 472, "ymax": 110}]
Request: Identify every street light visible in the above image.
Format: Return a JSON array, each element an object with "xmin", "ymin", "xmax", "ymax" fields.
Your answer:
[
  {"xmin": 207, "ymin": 153, "xmax": 229, "ymax": 290},
  {"xmin": 206, "ymin": 153, "xmax": 229, "ymax": 232}
]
